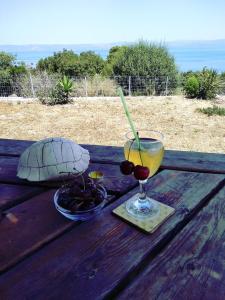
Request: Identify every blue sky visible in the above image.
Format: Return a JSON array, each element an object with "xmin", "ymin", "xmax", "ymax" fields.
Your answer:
[{"xmin": 0, "ymin": 0, "xmax": 225, "ymax": 44}]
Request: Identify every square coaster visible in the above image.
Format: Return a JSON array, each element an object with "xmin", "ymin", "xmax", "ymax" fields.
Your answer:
[{"xmin": 113, "ymin": 194, "xmax": 175, "ymax": 233}]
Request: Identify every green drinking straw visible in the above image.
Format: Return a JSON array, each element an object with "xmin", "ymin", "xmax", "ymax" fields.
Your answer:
[{"xmin": 117, "ymin": 87, "xmax": 140, "ymax": 149}]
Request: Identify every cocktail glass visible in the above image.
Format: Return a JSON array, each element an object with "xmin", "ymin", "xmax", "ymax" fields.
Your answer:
[{"xmin": 124, "ymin": 130, "xmax": 164, "ymax": 219}]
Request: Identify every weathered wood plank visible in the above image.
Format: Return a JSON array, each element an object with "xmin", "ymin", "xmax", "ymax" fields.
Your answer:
[
  {"xmin": 86, "ymin": 146, "xmax": 225, "ymax": 174},
  {"xmin": 0, "ymin": 188, "xmax": 115, "ymax": 275},
  {"xmin": 0, "ymin": 183, "xmax": 45, "ymax": 210},
  {"xmin": 0, "ymin": 138, "xmax": 33, "ymax": 156},
  {"xmin": 0, "ymin": 190, "xmax": 72, "ymax": 274},
  {"xmin": 0, "ymin": 156, "xmax": 137, "ymax": 195},
  {"xmin": 0, "ymin": 138, "xmax": 225, "ymax": 173},
  {"xmin": 118, "ymin": 187, "xmax": 225, "ymax": 300},
  {"xmin": 162, "ymin": 150, "xmax": 225, "ymax": 174},
  {"xmin": 0, "ymin": 171, "xmax": 224, "ymax": 299}
]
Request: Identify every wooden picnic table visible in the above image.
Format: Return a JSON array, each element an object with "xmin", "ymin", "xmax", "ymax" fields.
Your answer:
[{"xmin": 0, "ymin": 138, "xmax": 224, "ymax": 300}]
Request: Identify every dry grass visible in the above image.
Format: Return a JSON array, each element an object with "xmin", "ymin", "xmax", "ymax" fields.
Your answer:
[{"xmin": 0, "ymin": 96, "xmax": 225, "ymax": 153}]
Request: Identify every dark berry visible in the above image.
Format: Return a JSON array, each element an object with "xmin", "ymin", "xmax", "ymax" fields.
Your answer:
[
  {"xmin": 120, "ymin": 160, "xmax": 135, "ymax": 175},
  {"xmin": 133, "ymin": 165, "xmax": 150, "ymax": 180}
]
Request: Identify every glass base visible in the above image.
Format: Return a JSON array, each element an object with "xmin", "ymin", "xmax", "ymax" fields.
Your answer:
[{"xmin": 126, "ymin": 195, "xmax": 159, "ymax": 219}]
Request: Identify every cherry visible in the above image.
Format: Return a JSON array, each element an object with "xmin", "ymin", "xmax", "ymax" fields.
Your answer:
[
  {"xmin": 133, "ymin": 165, "xmax": 150, "ymax": 180},
  {"xmin": 120, "ymin": 160, "xmax": 135, "ymax": 175}
]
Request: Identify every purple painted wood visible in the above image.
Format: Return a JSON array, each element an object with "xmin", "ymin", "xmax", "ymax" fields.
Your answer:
[
  {"xmin": 0, "ymin": 138, "xmax": 225, "ymax": 173},
  {"xmin": 0, "ymin": 156, "xmax": 137, "ymax": 194},
  {"xmin": 118, "ymin": 187, "xmax": 225, "ymax": 300},
  {"xmin": 0, "ymin": 183, "xmax": 45, "ymax": 210},
  {"xmin": 0, "ymin": 171, "xmax": 224, "ymax": 299}
]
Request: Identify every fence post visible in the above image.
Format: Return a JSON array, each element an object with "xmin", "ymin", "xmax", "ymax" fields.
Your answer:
[
  {"xmin": 29, "ymin": 72, "xmax": 35, "ymax": 98},
  {"xmin": 165, "ymin": 76, "xmax": 169, "ymax": 96},
  {"xmin": 128, "ymin": 76, "xmax": 131, "ymax": 96},
  {"xmin": 84, "ymin": 77, "xmax": 88, "ymax": 97},
  {"xmin": 154, "ymin": 77, "xmax": 156, "ymax": 95}
]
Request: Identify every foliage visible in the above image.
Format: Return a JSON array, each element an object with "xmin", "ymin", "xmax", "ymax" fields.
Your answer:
[
  {"xmin": 59, "ymin": 75, "xmax": 73, "ymax": 93},
  {"xmin": 0, "ymin": 52, "xmax": 15, "ymax": 69},
  {"xmin": 184, "ymin": 75, "xmax": 199, "ymax": 98},
  {"xmin": 102, "ymin": 46, "xmax": 128, "ymax": 76},
  {"xmin": 198, "ymin": 68, "xmax": 220, "ymax": 99},
  {"xmin": 79, "ymin": 51, "xmax": 105, "ymax": 76},
  {"xmin": 37, "ymin": 49, "xmax": 105, "ymax": 77},
  {"xmin": 0, "ymin": 69, "xmax": 13, "ymax": 96},
  {"xmin": 38, "ymin": 75, "xmax": 73, "ymax": 105},
  {"xmin": 35, "ymin": 72, "xmax": 60, "ymax": 104},
  {"xmin": 0, "ymin": 52, "xmax": 28, "ymax": 96},
  {"xmin": 218, "ymin": 72, "xmax": 225, "ymax": 94},
  {"xmin": 196, "ymin": 105, "xmax": 225, "ymax": 116},
  {"xmin": 183, "ymin": 68, "xmax": 221, "ymax": 100},
  {"xmin": 109, "ymin": 41, "xmax": 178, "ymax": 94},
  {"xmin": 10, "ymin": 64, "xmax": 27, "ymax": 77},
  {"xmin": 37, "ymin": 49, "xmax": 79, "ymax": 76},
  {"xmin": 54, "ymin": 75, "xmax": 74, "ymax": 104}
]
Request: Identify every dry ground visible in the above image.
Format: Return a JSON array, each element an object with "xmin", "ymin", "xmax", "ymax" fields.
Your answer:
[{"xmin": 0, "ymin": 96, "xmax": 224, "ymax": 153}]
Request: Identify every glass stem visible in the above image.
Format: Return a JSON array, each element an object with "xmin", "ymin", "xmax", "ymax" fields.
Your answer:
[{"xmin": 138, "ymin": 180, "xmax": 148, "ymax": 202}]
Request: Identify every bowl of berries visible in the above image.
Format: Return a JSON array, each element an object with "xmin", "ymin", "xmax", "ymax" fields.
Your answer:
[{"xmin": 54, "ymin": 175, "xmax": 107, "ymax": 221}]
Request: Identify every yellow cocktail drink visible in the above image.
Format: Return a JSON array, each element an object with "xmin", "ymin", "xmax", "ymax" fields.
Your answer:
[{"xmin": 124, "ymin": 138, "xmax": 164, "ymax": 177}]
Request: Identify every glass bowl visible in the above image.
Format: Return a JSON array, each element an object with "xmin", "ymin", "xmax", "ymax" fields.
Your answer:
[{"xmin": 53, "ymin": 184, "xmax": 107, "ymax": 221}]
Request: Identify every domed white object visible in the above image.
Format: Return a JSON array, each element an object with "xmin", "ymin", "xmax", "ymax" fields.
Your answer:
[{"xmin": 17, "ymin": 137, "xmax": 90, "ymax": 181}]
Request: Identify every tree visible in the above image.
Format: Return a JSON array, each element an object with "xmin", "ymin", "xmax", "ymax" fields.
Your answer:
[
  {"xmin": 102, "ymin": 46, "xmax": 128, "ymax": 76},
  {"xmin": 0, "ymin": 51, "xmax": 27, "ymax": 96},
  {"xmin": 37, "ymin": 49, "xmax": 80, "ymax": 76},
  {"xmin": 79, "ymin": 51, "xmax": 105, "ymax": 76},
  {"xmin": 37, "ymin": 49, "xmax": 105, "ymax": 77},
  {"xmin": 0, "ymin": 52, "xmax": 15, "ymax": 69},
  {"xmin": 110, "ymin": 41, "xmax": 178, "ymax": 94}
]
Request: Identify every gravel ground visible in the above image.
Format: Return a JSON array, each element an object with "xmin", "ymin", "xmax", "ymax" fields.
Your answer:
[{"xmin": 0, "ymin": 95, "xmax": 224, "ymax": 153}]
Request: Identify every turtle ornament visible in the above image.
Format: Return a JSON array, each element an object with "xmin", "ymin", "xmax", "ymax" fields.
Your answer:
[{"xmin": 17, "ymin": 137, "xmax": 90, "ymax": 181}]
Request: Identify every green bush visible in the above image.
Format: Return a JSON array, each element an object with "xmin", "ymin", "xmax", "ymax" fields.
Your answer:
[
  {"xmin": 102, "ymin": 46, "xmax": 128, "ymax": 77},
  {"xmin": 110, "ymin": 41, "xmax": 178, "ymax": 95},
  {"xmin": 37, "ymin": 49, "xmax": 105, "ymax": 77},
  {"xmin": 0, "ymin": 70, "xmax": 13, "ymax": 96},
  {"xmin": 198, "ymin": 68, "xmax": 219, "ymax": 100},
  {"xmin": 219, "ymin": 72, "xmax": 225, "ymax": 94},
  {"xmin": 39, "ymin": 76, "xmax": 73, "ymax": 105},
  {"xmin": 0, "ymin": 52, "xmax": 28, "ymax": 96},
  {"xmin": 197, "ymin": 105, "xmax": 225, "ymax": 116},
  {"xmin": 183, "ymin": 68, "xmax": 220, "ymax": 100},
  {"xmin": 184, "ymin": 75, "xmax": 199, "ymax": 98}
]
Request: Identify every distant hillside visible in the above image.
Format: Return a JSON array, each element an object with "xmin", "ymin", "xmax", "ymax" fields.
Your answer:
[
  {"xmin": 0, "ymin": 42, "xmax": 129, "ymax": 53},
  {"xmin": 1, "ymin": 39, "xmax": 225, "ymax": 52},
  {"xmin": 0, "ymin": 40, "xmax": 225, "ymax": 71}
]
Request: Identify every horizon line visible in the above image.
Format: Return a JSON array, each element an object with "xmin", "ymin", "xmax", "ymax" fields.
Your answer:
[{"xmin": 1, "ymin": 38, "xmax": 225, "ymax": 47}]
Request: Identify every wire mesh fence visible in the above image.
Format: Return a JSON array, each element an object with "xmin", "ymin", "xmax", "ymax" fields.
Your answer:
[{"xmin": 0, "ymin": 73, "xmax": 176, "ymax": 99}]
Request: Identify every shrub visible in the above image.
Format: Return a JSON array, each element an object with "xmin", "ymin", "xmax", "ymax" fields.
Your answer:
[
  {"xmin": 37, "ymin": 49, "xmax": 105, "ymax": 77},
  {"xmin": 0, "ymin": 70, "xmax": 13, "ymax": 96},
  {"xmin": 35, "ymin": 72, "xmax": 59, "ymax": 104},
  {"xmin": 218, "ymin": 72, "xmax": 225, "ymax": 94},
  {"xmin": 196, "ymin": 105, "xmax": 225, "ymax": 116},
  {"xmin": 111, "ymin": 41, "xmax": 178, "ymax": 95},
  {"xmin": 38, "ymin": 75, "xmax": 73, "ymax": 105},
  {"xmin": 184, "ymin": 75, "xmax": 199, "ymax": 98},
  {"xmin": 52, "ymin": 76, "xmax": 74, "ymax": 104},
  {"xmin": 183, "ymin": 68, "xmax": 221, "ymax": 100},
  {"xmin": 198, "ymin": 68, "xmax": 220, "ymax": 100}
]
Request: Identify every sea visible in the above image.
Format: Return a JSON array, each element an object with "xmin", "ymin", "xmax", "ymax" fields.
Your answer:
[{"xmin": 1, "ymin": 40, "xmax": 225, "ymax": 72}]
